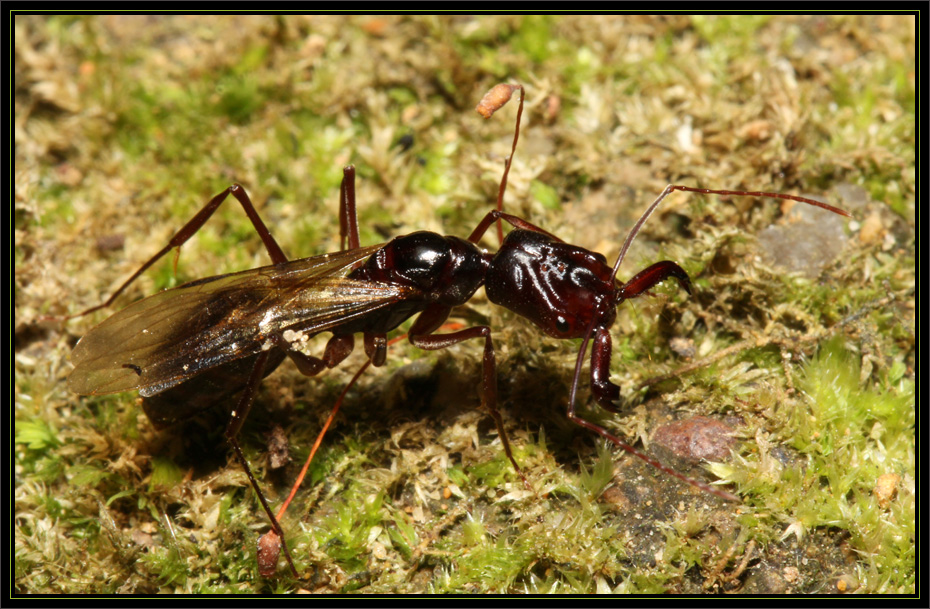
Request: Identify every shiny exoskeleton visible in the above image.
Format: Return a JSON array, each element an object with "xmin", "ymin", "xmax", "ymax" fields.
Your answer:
[
  {"xmin": 67, "ymin": 84, "xmax": 852, "ymax": 579},
  {"xmin": 486, "ymin": 228, "xmax": 690, "ymax": 412},
  {"xmin": 341, "ymin": 231, "xmax": 489, "ymax": 365},
  {"xmin": 67, "ymin": 170, "xmax": 507, "ymax": 578}
]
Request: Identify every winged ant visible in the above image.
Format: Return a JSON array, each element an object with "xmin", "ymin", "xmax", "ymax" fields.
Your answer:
[{"xmin": 67, "ymin": 83, "xmax": 850, "ymax": 578}]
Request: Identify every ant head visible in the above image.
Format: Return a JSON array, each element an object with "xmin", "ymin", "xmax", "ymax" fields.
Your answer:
[{"xmin": 485, "ymin": 230, "xmax": 618, "ymax": 340}]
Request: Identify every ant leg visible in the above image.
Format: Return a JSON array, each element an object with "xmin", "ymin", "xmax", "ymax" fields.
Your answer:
[
  {"xmin": 260, "ymin": 323, "xmax": 420, "ymax": 572},
  {"xmin": 68, "ymin": 184, "xmax": 288, "ymax": 320},
  {"xmin": 572, "ymin": 327, "xmax": 738, "ymax": 502},
  {"xmin": 288, "ymin": 352, "xmax": 327, "ymax": 378},
  {"xmin": 257, "ymin": 332, "xmax": 361, "ymax": 576},
  {"xmin": 260, "ymin": 326, "xmax": 410, "ymax": 572},
  {"xmin": 257, "ymin": 354, "xmax": 376, "ymax": 577},
  {"xmin": 364, "ymin": 332, "xmax": 388, "ymax": 367},
  {"xmin": 406, "ymin": 305, "xmax": 531, "ymax": 490},
  {"xmin": 593, "ymin": 261, "xmax": 692, "ymax": 413},
  {"xmin": 223, "ymin": 350, "xmax": 300, "ymax": 578},
  {"xmin": 590, "ymin": 328, "xmax": 621, "ymax": 413},
  {"xmin": 274, "ymin": 354, "xmax": 377, "ymax": 521},
  {"xmin": 287, "ymin": 334, "xmax": 355, "ymax": 377},
  {"xmin": 339, "ymin": 166, "xmax": 361, "ymax": 251}
]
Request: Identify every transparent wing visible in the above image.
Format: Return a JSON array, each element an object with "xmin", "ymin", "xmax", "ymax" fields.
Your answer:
[{"xmin": 69, "ymin": 244, "xmax": 414, "ymax": 396}]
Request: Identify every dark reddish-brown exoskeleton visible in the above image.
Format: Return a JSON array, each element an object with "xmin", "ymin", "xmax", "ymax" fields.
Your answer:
[
  {"xmin": 68, "ymin": 83, "xmax": 850, "ymax": 578},
  {"xmin": 67, "ymin": 175, "xmax": 505, "ymax": 577}
]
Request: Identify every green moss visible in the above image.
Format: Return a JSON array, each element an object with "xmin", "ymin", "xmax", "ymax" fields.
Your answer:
[
  {"xmin": 15, "ymin": 418, "xmax": 61, "ymax": 451},
  {"xmin": 691, "ymin": 15, "xmax": 774, "ymax": 48},
  {"xmin": 576, "ymin": 442, "xmax": 617, "ymax": 500},
  {"xmin": 513, "ymin": 15, "xmax": 555, "ymax": 63},
  {"xmin": 717, "ymin": 336, "xmax": 914, "ymax": 590},
  {"xmin": 530, "ymin": 179, "xmax": 561, "ymax": 211},
  {"xmin": 149, "ymin": 456, "xmax": 185, "ymax": 490},
  {"xmin": 16, "ymin": 14, "xmax": 914, "ymax": 594}
]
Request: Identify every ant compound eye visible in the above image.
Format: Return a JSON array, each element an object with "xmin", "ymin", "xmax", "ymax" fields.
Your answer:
[{"xmin": 555, "ymin": 316, "xmax": 570, "ymax": 334}]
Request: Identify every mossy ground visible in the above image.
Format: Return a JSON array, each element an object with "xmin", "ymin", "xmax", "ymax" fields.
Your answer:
[{"xmin": 15, "ymin": 15, "xmax": 914, "ymax": 594}]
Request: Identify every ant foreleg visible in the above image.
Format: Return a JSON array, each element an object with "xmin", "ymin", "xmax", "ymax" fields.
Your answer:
[
  {"xmin": 590, "ymin": 327, "xmax": 621, "ymax": 413},
  {"xmin": 592, "ymin": 261, "xmax": 692, "ymax": 413},
  {"xmin": 66, "ymin": 184, "xmax": 288, "ymax": 320},
  {"xmin": 570, "ymin": 328, "xmax": 739, "ymax": 502}
]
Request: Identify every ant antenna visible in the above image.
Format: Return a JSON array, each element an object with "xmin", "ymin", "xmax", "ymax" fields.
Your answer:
[
  {"xmin": 476, "ymin": 83, "xmax": 525, "ymax": 245},
  {"xmin": 610, "ymin": 185, "xmax": 851, "ymax": 283}
]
